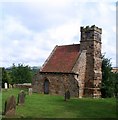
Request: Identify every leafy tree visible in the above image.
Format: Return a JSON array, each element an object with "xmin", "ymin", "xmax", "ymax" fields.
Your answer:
[
  {"xmin": 11, "ymin": 64, "xmax": 33, "ymax": 84},
  {"xmin": 1, "ymin": 64, "xmax": 40, "ymax": 87},
  {"xmin": 101, "ymin": 55, "xmax": 118, "ymax": 98},
  {"xmin": 2, "ymin": 67, "xmax": 9, "ymax": 88},
  {"xmin": 114, "ymin": 73, "xmax": 118, "ymax": 98}
]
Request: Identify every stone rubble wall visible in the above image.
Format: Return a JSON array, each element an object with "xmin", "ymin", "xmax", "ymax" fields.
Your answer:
[
  {"xmin": 72, "ymin": 50, "xmax": 87, "ymax": 98},
  {"xmin": 32, "ymin": 73, "xmax": 79, "ymax": 97},
  {"xmin": 80, "ymin": 25, "xmax": 102, "ymax": 98}
]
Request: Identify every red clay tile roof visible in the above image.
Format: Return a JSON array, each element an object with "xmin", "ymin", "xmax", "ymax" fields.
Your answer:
[{"xmin": 41, "ymin": 44, "xmax": 80, "ymax": 73}]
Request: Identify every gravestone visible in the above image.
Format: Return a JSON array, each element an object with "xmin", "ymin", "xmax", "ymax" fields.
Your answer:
[
  {"xmin": 17, "ymin": 90, "xmax": 26, "ymax": 105},
  {"xmin": 64, "ymin": 90, "xmax": 70, "ymax": 101},
  {"xmin": 28, "ymin": 88, "xmax": 32, "ymax": 95},
  {"xmin": 5, "ymin": 83, "xmax": 8, "ymax": 89},
  {"xmin": 9, "ymin": 84, "xmax": 12, "ymax": 88},
  {"xmin": 4, "ymin": 95, "xmax": 16, "ymax": 117}
]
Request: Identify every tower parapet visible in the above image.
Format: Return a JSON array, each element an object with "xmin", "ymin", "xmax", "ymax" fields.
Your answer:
[
  {"xmin": 80, "ymin": 25, "xmax": 102, "ymax": 33},
  {"xmin": 80, "ymin": 25, "xmax": 102, "ymax": 44}
]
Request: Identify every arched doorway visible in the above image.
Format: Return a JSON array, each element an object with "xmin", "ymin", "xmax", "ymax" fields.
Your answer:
[{"xmin": 44, "ymin": 79, "xmax": 49, "ymax": 94}]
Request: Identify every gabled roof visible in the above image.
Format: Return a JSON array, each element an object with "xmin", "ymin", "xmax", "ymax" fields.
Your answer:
[{"xmin": 40, "ymin": 44, "xmax": 80, "ymax": 73}]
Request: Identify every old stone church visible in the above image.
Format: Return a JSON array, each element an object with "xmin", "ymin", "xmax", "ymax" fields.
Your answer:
[{"xmin": 32, "ymin": 25, "xmax": 102, "ymax": 98}]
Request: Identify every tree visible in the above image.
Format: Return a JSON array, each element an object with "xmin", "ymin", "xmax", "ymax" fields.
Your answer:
[
  {"xmin": 101, "ymin": 55, "xmax": 118, "ymax": 98},
  {"xmin": 2, "ymin": 67, "xmax": 9, "ymax": 88},
  {"xmin": 114, "ymin": 73, "xmax": 118, "ymax": 98},
  {"xmin": 10, "ymin": 64, "xmax": 33, "ymax": 84}
]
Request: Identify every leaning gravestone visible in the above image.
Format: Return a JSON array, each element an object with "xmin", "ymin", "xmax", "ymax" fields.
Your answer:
[
  {"xmin": 17, "ymin": 90, "xmax": 26, "ymax": 105},
  {"xmin": 4, "ymin": 95, "xmax": 16, "ymax": 117},
  {"xmin": 9, "ymin": 84, "xmax": 12, "ymax": 89},
  {"xmin": 28, "ymin": 88, "xmax": 32, "ymax": 95},
  {"xmin": 64, "ymin": 90, "xmax": 70, "ymax": 101}
]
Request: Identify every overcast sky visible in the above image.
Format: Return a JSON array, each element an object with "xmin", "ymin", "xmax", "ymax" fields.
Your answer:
[{"xmin": 0, "ymin": 0, "xmax": 117, "ymax": 68}]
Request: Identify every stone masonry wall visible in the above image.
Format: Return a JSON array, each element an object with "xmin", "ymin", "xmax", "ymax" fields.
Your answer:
[
  {"xmin": 93, "ymin": 40, "xmax": 102, "ymax": 97},
  {"xmin": 32, "ymin": 72, "xmax": 79, "ymax": 97},
  {"xmin": 80, "ymin": 25, "xmax": 102, "ymax": 98},
  {"xmin": 72, "ymin": 50, "xmax": 87, "ymax": 98}
]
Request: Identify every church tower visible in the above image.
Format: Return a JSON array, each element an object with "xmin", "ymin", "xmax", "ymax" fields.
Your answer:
[{"xmin": 80, "ymin": 25, "xmax": 102, "ymax": 98}]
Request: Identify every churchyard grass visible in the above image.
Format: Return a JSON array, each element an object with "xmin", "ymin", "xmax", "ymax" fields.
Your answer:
[{"xmin": 2, "ymin": 88, "xmax": 117, "ymax": 118}]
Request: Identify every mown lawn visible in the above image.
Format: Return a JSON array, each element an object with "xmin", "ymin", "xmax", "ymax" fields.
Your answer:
[{"xmin": 1, "ymin": 88, "xmax": 117, "ymax": 118}]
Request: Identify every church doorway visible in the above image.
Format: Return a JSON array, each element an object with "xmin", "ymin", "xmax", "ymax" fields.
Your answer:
[{"xmin": 44, "ymin": 79, "xmax": 49, "ymax": 94}]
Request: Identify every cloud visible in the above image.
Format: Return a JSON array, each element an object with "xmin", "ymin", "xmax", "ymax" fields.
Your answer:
[
  {"xmin": 0, "ymin": 15, "xmax": 55, "ymax": 67},
  {"xmin": 0, "ymin": 1, "xmax": 116, "ymax": 67},
  {"xmin": 47, "ymin": 20, "xmax": 81, "ymax": 45},
  {"xmin": 2, "ymin": 1, "xmax": 76, "ymax": 32}
]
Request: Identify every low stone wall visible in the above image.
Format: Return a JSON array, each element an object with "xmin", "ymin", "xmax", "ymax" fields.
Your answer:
[{"xmin": 15, "ymin": 84, "xmax": 32, "ymax": 89}]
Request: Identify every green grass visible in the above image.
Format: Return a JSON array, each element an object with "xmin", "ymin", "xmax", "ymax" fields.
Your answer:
[{"xmin": 1, "ymin": 88, "xmax": 117, "ymax": 118}]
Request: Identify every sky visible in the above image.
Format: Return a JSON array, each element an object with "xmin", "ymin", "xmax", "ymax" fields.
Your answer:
[{"xmin": 0, "ymin": 0, "xmax": 117, "ymax": 68}]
